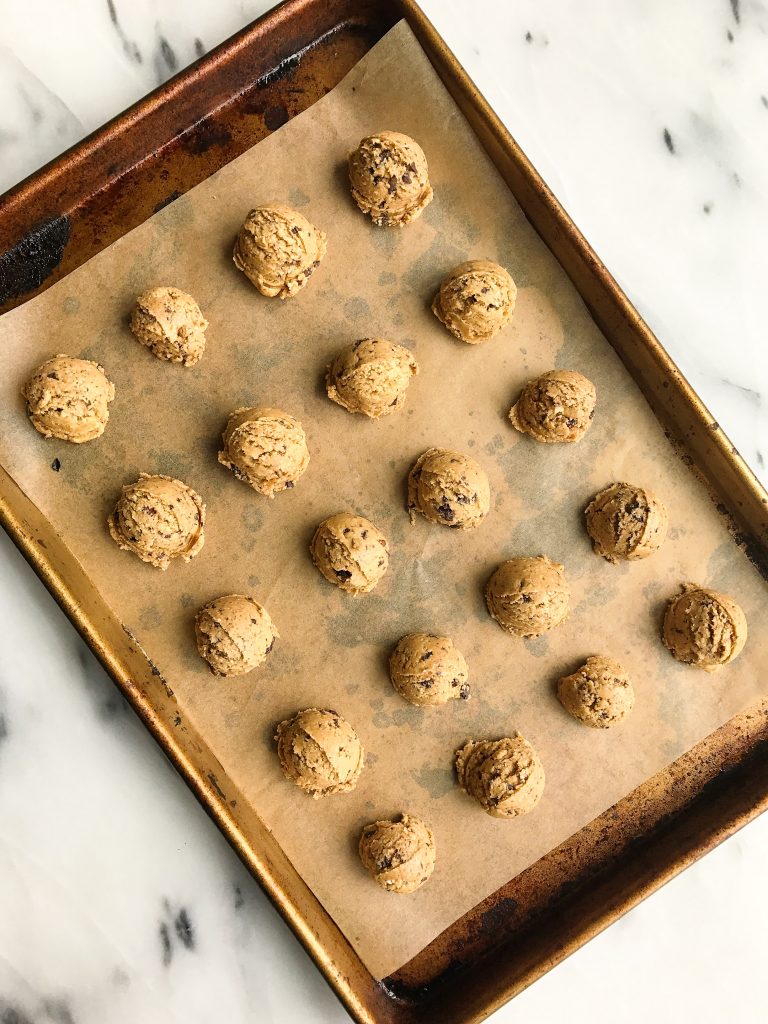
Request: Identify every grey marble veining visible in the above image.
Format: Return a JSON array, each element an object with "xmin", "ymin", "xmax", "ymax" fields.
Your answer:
[{"xmin": 0, "ymin": 2, "xmax": 767, "ymax": 1022}]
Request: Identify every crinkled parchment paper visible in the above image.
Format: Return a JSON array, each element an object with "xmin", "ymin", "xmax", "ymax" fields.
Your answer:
[{"xmin": 0, "ymin": 22, "xmax": 765, "ymax": 980}]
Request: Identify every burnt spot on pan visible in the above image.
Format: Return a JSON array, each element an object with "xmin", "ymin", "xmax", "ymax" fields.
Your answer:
[
  {"xmin": 153, "ymin": 189, "xmax": 183, "ymax": 213},
  {"xmin": 264, "ymin": 104, "xmax": 290, "ymax": 131},
  {"xmin": 0, "ymin": 215, "xmax": 71, "ymax": 304},
  {"xmin": 182, "ymin": 119, "xmax": 233, "ymax": 156}
]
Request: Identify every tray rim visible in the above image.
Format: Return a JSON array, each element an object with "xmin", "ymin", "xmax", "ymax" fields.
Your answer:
[{"xmin": 1, "ymin": 1, "xmax": 767, "ymax": 1021}]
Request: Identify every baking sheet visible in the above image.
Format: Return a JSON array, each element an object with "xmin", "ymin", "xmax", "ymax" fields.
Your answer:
[{"xmin": 0, "ymin": 21, "xmax": 765, "ymax": 980}]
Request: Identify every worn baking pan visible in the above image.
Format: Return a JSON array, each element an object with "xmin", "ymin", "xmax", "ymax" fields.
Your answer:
[{"xmin": 1, "ymin": 1, "xmax": 767, "ymax": 1022}]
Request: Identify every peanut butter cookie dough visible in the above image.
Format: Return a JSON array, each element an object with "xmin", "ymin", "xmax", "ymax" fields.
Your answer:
[
  {"xmin": 585, "ymin": 482, "xmax": 668, "ymax": 563},
  {"xmin": 218, "ymin": 407, "xmax": 309, "ymax": 497},
  {"xmin": 359, "ymin": 814, "xmax": 436, "ymax": 893},
  {"xmin": 407, "ymin": 448, "xmax": 490, "ymax": 530},
  {"xmin": 432, "ymin": 260, "xmax": 517, "ymax": 344},
  {"xmin": 509, "ymin": 369, "xmax": 596, "ymax": 443},
  {"xmin": 22, "ymin": 355, "xmax": 115, "ymax": 443},
  {"xmin": 195, "ymin": 595, "xmax": 278, "ymax": 677},
  {"xmin": 662, "ymin": 584, "xmax": 747, "ymax": 671},
  {"xmin": 455, "ymin": 734, "xmax": 545, "ymax": 818},
  {"xmin": 325, "ymin": 338, "xmax": 418, "ymax": 419},
  {"xmin": 130, "ymin": 286, "xmax": 208, "ymax": 365},
  {"xmin": 107, "ymin": 473, "xmax": 205, "ymax": 569},
  {"xmin": 276, "ymin": 708, "xmax": 364, "ymax": 798},
  {"xmin": 557, "ymin": 656, "xmax": 635, "ymax": 728},
  {"xmin": 348, "ymin": 131, "xmax": 433, "ymax": 227},
  {"xmin": 310, "ymin": 513, "xmax": 389, "ymax": 595},
  {"xmin": 486, "ymin": 556, "xmax": 570, "ymax": 637},
  {"xmin": 233, "ymin": 204, "xmax": 327, "ymax": 298},
  {"xmin": 389, "ymin": 633, "xmax": 470, "ymax": 706}
]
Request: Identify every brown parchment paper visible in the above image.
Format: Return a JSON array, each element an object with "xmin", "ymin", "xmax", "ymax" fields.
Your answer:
[{"xmin": 0, "ymin": 22, "xmax": 766, "ymax": 980}]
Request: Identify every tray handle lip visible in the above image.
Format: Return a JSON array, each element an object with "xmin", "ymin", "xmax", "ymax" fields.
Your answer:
[{"xmin": 0, "ymin": 0, "xmax": 371, "ymax": 216}]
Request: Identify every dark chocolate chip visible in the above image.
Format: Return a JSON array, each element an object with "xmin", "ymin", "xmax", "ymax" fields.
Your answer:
[
  {"xmin": 335, "ymin": 569, "xmax": 352, "ymax": 581},
  {"xmin": 51, "ymin": 457, "xmax": 61, "ymax": 472}
]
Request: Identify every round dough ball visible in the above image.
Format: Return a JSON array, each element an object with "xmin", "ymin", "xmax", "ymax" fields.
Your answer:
[
  {"xmin": 509, "ymin": 370, "xmax": 596, "ymax": 443},
  {"xmin": 326, "ymin": 338, "xmax": 418, "ymax": 419},
  {"xmin": 233, "ymin": 204, "xmax": 327, "ymax": 298},
  {"xmin": 348, "ymin": 131, "xmax": 433, "ymax": 227},
  {"xmin": 486, "ymin": 556, "xmax": 570, "ymax": 637},
  {"xmin": 275, "ymin": 708, "xmax": 364, "ymax": 798},
  {"xmin": 389, "ymin": 633, "xmax": 470, "ymax": 706},
  {"xmin": 218, "ymin": 407, "xmax": 309, "ymax": 497},
  {"xmin": 107, "ymin": 473, "xmax": 205, "ymax": 569},
  {"xmin": 359, "ymin": 814, "xmax": 436, "ymax": 893},
  {"xmin": 557, "ymin": 656, "xmax": 635, "ymax": 728},
  {"xmin": 408, "ymin": 448, "xmax": 490, "ymax": 530},
  {"xmin": 585, "ymin": 482, "xmax": 668, "ymax": 563},
  {"xmin": 195, "ymin": 594, "xmax": 278, "ymax": 677},
  {"xmin": 130, "ymin": 286, "xmax": 208, "ymax": 365},
  {"xmin": 432, "ymin": 260, "xmax": 517, "ymax": 344},
  {"xmin": 455, "ymin": 734, "xmax": 545, "ymax": 818},
  {"xmin": 22, "ymin": 355, "xmax": 115, "ymax": 443},
  {"xmin": 662, "ymin": 584, "xmax": 747, "ymax": 671},
  {"xmin": 310, "ymin": 513, "xmax": 389, "ymax": 595}
]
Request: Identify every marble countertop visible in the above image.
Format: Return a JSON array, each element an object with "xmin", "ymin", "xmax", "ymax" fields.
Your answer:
[{"xmin": 1, "ymin": 2, "xmax": 766, "ymax": 1022}]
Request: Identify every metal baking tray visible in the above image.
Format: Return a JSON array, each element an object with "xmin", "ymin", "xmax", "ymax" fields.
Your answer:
[{"xmin": 1, "ymin": 2, "xmax": 767, "ymax": 1021}]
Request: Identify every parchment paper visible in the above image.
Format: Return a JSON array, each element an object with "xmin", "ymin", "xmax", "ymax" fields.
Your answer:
[{"xmin": 0, "ymin": 22, "xmax": 765, "ymax": 980}]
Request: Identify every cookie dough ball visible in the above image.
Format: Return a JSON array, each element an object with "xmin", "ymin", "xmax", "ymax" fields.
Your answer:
[
  {"xmin": 233, "ymin": 204, "xmax": 327, "ymax": 298},
  {"xmin": 22, "ymin": 355, "xmax": 115, "ymax": 443},
  {"xmin": 455, "ymin": 734, "xmax": 545, "ymax": 818},
  {"xmin": 130, "ymin": 286, "xmax": 208, "ymax": 365},
  {"xmin": 389, "ymin": 633, "xmax": 470, "ymax": 706},
  {"xmin": 326, "ymin": 338, "xmax": 418, "ymax": 419},
  {"xmin": 275, "ymin": 708, "xmax": 364, "ymax": 798},
  {"xmin": 218, "ymin": 407, "xmax": 309, "ymax": 497},
  {"xmin": 509, "ymin": 370, "xmax": 596, "ymax": 443},
  {"xmin": 107, "ymin": 473, "xmax": 205, "ymax": 569},
  {"xmin": 310, "ymin": 513, "xmax": 389, "ymax": 595},
  {"xmin": 195, "ymin": 595, "xmax": 278, "ymax": 677},
  {"xmin": 348, "ymin": 131, "xmax": 433, "ymax": 227},
  {"xmin": 585, "ymin": 482, "xmax": 668, "ymax": 563},
  {"xmin": 359, "ymin": 814, "xmax": 436, "ymax": 893},
  {"xmin": 662, "ymin": 584, "xmax": 747, "ymax": 671},
  {"xmin": 558, "ymin": 656, "xmax": 635, "ymax": 728},
  {"xmin": 486, "ymin": 556, "xmax": 570, "ymax": 638},
  {"xmin": 408, "ymin": 448, "xmax": 490, "ymax": 530},
  {"xmin": 432, "ymin": 260, "xmax": 517, "ymax": 344}
]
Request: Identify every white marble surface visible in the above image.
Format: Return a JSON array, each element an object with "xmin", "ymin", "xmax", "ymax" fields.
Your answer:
[{"xmin": 0, "ymin": 1, "xmax": 766, "ymax": 1022}]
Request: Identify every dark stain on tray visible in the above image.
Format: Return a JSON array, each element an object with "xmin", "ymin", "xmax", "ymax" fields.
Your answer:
[
  {"xmin": 154, "ymin": 189, "xmax": 184, "ymax": 213},
  {"xmin": 264, "ymin": 104, "xmax": 290, "ymax": 131},
  {"xmin": 0, "ymin": 216, "xmax": 71, "ymax": 303},
  {"xmin": 182, "ymin": 120, "xmax": 233, "ymax": 156}
]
